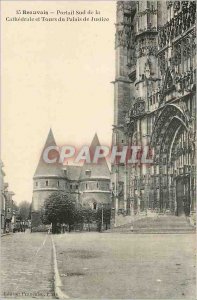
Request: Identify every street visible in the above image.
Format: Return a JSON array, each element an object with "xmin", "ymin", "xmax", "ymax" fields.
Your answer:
[{"xmin": 1, "ymin": 232, "xmax": 196, "ymax": 299}]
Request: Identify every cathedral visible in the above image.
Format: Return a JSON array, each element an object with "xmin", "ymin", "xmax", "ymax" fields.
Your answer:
[
  {"xmin": 111, "ymin": 1, "xmax": 196, "ymax": 225},
  {"xmin": 31, "ymin": 130, "xmax": 111, "ymax": 229}
]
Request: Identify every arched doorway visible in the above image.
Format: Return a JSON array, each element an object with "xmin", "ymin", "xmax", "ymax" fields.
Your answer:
[{"xmin": 151, "ymin": 103, "xmax": 194, "ymax": 216}]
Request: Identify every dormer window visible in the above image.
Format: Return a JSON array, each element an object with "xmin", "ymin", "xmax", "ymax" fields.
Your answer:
[
  {"xmin": 85, "ymin": 170, "xmax": 91, "ymax": 176},
  {"xmin": 46, "ymin": 180, "xmax": 48, "ymax": 186}
]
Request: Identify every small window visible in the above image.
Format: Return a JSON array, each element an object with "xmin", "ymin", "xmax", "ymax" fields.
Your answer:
[
  {"xmin": 57, "ymin": 181, "xmax": 59, "ymax": 187},
  {"xmin": 64, "ymin": 170, "xmax": 67, "ymax": 176},
  {"xmin": 70, "ymin": 184, "xmax": 72, "ymax": 189},
  {"xmin": 86, "ymin": 184, "xmax": 88, "ymax": 189},
  {"xmin": 85, "ymin": 170, "xmax": 91, "ymax": 176},
  {"xmin": 122, "ymin": 140, "xmax": 124, "ymax": 143},
  {"xmin": 97, "ymin": 182, "xmax": 99, "ymax": 188},
  {"xmin": 76, "ymin": 185, "xmax": 78, "ymax": 189},
  {"xmin": 93, "ymin": 203, "xmax": 97, "ymax": 210},
  {"xmin": 46, "ymin": 180, "xmax": 48, "ymax": 186},
  {"xmin": 35, "ymin": 182, "xmax": 38, "ymax": 187}
]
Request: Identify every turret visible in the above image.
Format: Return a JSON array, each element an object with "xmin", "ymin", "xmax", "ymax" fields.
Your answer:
[
  {"xmin": 31, "ymin": 129, "xmax": 66, "ymax": 228},
  {"xmin": 79, "ymin": 134, "xmax": 111, "ymax": 209}
]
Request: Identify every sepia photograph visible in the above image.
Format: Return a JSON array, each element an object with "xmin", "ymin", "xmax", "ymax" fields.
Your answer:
[{"xmin": 1, "ymin": 1, "xmax": 196, "ymax": 299}]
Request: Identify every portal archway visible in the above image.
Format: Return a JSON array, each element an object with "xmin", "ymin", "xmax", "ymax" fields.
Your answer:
[{"xmin": 151, "ymin": 103, "xmax": 193, "ymax": 215}]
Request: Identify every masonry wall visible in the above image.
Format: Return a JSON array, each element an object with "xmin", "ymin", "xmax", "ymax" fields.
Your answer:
[{"xmin": 80, "ymin": 191, "xmax": 111, "ymax": 207}]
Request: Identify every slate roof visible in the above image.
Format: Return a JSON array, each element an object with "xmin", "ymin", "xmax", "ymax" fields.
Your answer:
[
  {"xmin": 62, "ymin": 165, "xmax": 82, "ymax": 181},
  {"xmin": 79, "ymin": 133, "xmax": 110, "ymax": 180},
  {"xmin": 34, "ymin": 129, "xmax": 64, "ymax": 178},
  {"xmin": 34, "ymin": 131, "xmax": 110, "ymax": 181}
]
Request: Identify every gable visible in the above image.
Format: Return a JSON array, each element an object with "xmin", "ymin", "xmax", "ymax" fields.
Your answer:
[{"xmin": 159, "ymin": 68, "xmax": 176, "ymax": 105}]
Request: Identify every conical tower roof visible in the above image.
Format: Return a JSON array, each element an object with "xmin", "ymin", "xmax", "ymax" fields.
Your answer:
[
  {"xmin": 34, "ymin": 129, "xmax": 64, "ymax": 178},
  {"xmin": 79, "ymin": 133, "xmax": 110, "ymax": 180}
]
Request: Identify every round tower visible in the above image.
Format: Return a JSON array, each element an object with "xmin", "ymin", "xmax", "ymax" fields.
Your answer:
[
  {"xmin": 79, "ymin": 134, "xmax": 111, "ymax": 210},
  {"xmin": 31, "ymin": 129, "xmax": 66, "ymax": 229}
]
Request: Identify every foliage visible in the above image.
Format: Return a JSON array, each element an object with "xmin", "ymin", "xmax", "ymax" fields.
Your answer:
[
  {"xmin": 42, "ymin": 192, "xmax": 76, "ymax": 233},
  {"xmin": 17, "ymin": 201, "xmax": 31, "ymax": 221},
  {"xmin": 41, "ymin": 191, "xmax": 111, "ymax": 233},
  {"xmin": 80, "ymin": 206, "xmax": 97, "ymax": 231},
  {"xmin": 31, "ymin": 225, "xmax": 49, "ymax": 232}
]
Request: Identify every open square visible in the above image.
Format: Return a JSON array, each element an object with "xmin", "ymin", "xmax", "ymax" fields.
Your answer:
[{"xmin": 1, "ymin": 232, "xmax": 196, "ymax": 299}]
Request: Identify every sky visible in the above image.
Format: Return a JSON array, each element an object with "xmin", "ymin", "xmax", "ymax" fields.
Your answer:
[{"xmin": 1, "ymin": 1, "xmax": 116, "ymax": 204}]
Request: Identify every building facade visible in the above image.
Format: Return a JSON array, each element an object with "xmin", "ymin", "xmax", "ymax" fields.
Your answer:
[
  {"xmin": 31, "ymin": 130, "xmax": 111, "ymax": 228},
  {"xmin": 1, "ymin": 161, "xmax": 16, "ymax": 234},
  {"xmin": 111, "ymin": 1, "xmax": 196, "ymax": 223}
]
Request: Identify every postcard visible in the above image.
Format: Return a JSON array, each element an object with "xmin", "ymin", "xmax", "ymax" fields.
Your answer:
[{"xmin": 1, "ymin": 1, "xmax": 196, "ymax": 299}]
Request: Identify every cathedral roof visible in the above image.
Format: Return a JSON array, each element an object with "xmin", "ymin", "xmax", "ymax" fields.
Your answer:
[
  {"xmin": 79, "ymin": 133, "xmax": 110, "ymax": 180},
  {"xmin": 34, "ymin": 129, "xmax": 64, "ymax": 178}
]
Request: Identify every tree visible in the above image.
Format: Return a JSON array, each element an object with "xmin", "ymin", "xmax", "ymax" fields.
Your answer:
[
  {"xmin": 18, "ymin": 201, "xmax": 31, "ymax": 221},
  {"xmin": 42, "ymin": 192, "xmax": 76, "ymax": 233},
  {"xmin": 82, "ymin": 206, "xmax": 96, "ymax": 231}
]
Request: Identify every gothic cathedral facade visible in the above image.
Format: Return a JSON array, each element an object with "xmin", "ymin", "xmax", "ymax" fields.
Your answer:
[{"xmin": 111, "ymin": 1, "xmax": 196, "ymax": 222}]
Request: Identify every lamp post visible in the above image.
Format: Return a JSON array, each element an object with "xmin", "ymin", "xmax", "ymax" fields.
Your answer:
[{"xmin": 101, "ymin": 203, "xmax": 104, "ymax": 232}]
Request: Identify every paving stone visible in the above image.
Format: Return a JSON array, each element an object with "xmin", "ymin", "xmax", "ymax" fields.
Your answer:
[
  {"xmin": 1, "ymin": 233, "xmax": 55, "ymax": 299},
  {"xmin": 54, "ymin": 232, "xmax": 196, "ymax": 299}
]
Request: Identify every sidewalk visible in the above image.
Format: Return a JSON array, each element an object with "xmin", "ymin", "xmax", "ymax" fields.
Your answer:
[
  {"xmin": 1, "ymin": 232, "xmax": 12, "ymax": 237},
  {"xmin": 1, "ymin": 233, "xmax": 54, "ymax": 298}
]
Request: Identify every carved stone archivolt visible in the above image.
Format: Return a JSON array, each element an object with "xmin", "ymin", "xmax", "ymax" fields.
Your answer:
[{"xmin": 151, "ymin": 104, "xmax": 189, "ymax": 147}]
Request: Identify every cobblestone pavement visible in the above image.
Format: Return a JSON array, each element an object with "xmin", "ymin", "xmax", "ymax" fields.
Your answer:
[
  {"xmin": 1, "ymin": 232, "xmax": 54, "ymax": 299},
  {"xmin": 54, "ymin": 233, "xmax": 196, "ymax": 299},
  {"xmin": 1, "ymin": 232, "xmax": 196, "ymax": 299}
]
